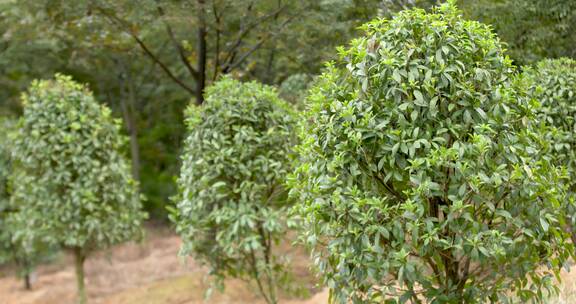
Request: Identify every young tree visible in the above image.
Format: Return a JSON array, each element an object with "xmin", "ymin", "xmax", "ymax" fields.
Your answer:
[
  {"xmin": 172, "ymin": 77, "xmax": 296, "ymax": 304},
  {"xmin": 10, "ymin": 75, "xmax": 147, "ymax": 304},
  {"xmin": 521, "ymin": 58, "xmax": 576, "ymax": 242},
  {"xmin": 0, "ymin": 117, "xmax": 44, "ymax": 290},
  {"xmin": 289, "ymin": 3, "xmax": 574, "ymax": 303}
]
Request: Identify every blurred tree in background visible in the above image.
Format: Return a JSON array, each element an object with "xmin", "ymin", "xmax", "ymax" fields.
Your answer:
[
  {"xmin": 459, "ymin": 0, "xmax": 576, "ymax": 65},
  {"xmin": 10, "ymin": 75, "xmax": 147, "ymax": 303}
]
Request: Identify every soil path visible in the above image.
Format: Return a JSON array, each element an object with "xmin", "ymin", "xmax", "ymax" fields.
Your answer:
[{"xmin": 0, "ymin": 226, "xmax": 327, "ymax": 304}]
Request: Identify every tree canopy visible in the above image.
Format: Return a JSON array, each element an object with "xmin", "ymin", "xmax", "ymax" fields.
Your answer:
[
  {"xmin": 11, "ymin": 74, "xmax": 146, "ymax": 251},
  {"xmin": 173, "ymin": 77, "xmax": 296, "ymax": 303},
  {"xmin": 289, "ymin": 3, "xmax": 574, "ymax": 303}
]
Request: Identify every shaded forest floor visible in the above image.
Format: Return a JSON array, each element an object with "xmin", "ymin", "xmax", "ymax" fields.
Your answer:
[
  {"xmin": 2, "ymin": 224, "xmax": 576, "ymax": 303},
  {"xmin": 0, "ymin": 224, "xmax": 327, "ymax": 304}
]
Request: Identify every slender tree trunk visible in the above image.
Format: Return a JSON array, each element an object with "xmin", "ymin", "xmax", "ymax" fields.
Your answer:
[
  {"xmin": 13, "ymin": 250, "xmax": 33, "ymax": 290},
  {"xmin": 127, "ymin": 118, "xmax": 140, "ymax": 182},
  {"xmin": 73, "ymin": 248, "xmax": 87, "ymax": 304},
  {"xmin": 196, "ymin": 0, "xmax": 207, "ymax": 105},
  {"xmin": 23, "ymin": 260, "xmax": 32, "ymax": 291},
  {"xmin": 23, "ymin": 273, "xmax": 32, "ymax": 290},
  {"xmin": 117, "ymin": 65, "xmax": 141, "ymax": 182},
  {"xmin": 126, "ymin": 73, "xmax": 141, "ymax": 182}
]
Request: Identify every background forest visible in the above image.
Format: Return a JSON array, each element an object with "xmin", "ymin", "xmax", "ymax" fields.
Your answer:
[{"xmin": 2, "ymin": 0, "xmax": 574, "ymax": 219}]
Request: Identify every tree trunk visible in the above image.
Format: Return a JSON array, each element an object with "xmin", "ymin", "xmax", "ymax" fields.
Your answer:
[
  {"xmin": 74, "ymin": 248, "xmax": 87, "ymax": 304},
  {"xmin": 23, "ymin": 272, "xmax": 32, "ymax": 290},
  {"xmin": 196, "ymin": 0, "xmax": 207, "ymax": 105},
  {"xmin": 126, "ymin": 73, "xmax": 141, "ymax": 182},
  {"xmin": 118, "ymin": 67, "xmax": 141, "ymax": 182},
  {"xmin": 13, "ymin": 251, "xmax": 33, "ymax": 290}
]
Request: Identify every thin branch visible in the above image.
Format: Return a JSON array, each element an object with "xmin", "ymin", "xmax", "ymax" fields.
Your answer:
[
  {"xmin": 93, "ymin": 5, "xmax": 196, "ymax": 95},
  {"xmin": 212, "ymin": 0, "xmax": 222, "ymax": 81},
  {"xmin": 222, "ymin": 38, "xmax": 267, "ymax": 73},
  {"xmin": 222, "ymin": 8, "xmax": 301, "ymax": 73},
  {"xmin": 220, "ymin": 3, "xmax": 287, "ymax": 70},
  {"xmin": 155, "ymin": 1, "xmax": 200, "ymax": 80},
  {"xmin": 132, "ymin": 35, "xmax": 196, "ymax": 95}
]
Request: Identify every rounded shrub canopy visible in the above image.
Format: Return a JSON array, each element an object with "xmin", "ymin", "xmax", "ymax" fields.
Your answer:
[
  {"xmin": 173, "ymin": 77, "xmax": 296, "ymax": 296},
  {"xmin": 290, "ymin": 3, "xmax": 572, "ymax": 303},
  {"xmin": 11, "ymin": 74, "xmax": 145, "ymax": 251}
]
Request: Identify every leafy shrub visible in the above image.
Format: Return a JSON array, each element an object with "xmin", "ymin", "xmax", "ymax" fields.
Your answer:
[
  {"xmin": 289, "ymin": 3, "xmax": 573, "ymax": 303},
  {"xmin": 521, "ymin": 57, "xmax": 576, "ymax": 239},
  {"xmin": 0, "ymin": 117, "xmax": 48, "ymax": 289},
  {"xmin": 172, "ymin": 77, "xmax": 296, "ymax": 304},
  {"xmin": 11, "ymin": 74, "xmax": 146, "ymax": 303}
]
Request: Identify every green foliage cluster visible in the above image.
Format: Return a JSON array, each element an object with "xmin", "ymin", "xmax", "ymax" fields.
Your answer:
[
  {"xmin": 0, "ymin": 117, "xmax": 11, "ymax": 217},
  {"xmin": 0, "ymin": 117, "xmax": 14, "ymax": 264},
  {"xmin": 9, "ymin": 74, "xmax": 147, "ymax": 302},
  {"xmin": 11, "ymin": 74, "xmax": 146, "ymax": 252},
  {"xmin": 7, "ymin": 73, "xmax": 147, "ymax": 297},
  {"xmin": 289, "ymin": 3, "xmax": 573, "ymax": 303},
  {"xmin": 522, "ymin": 58, "xmax": 576, "ymax": 184},
  {"xmin": 521, "ymin": 58, "xmax": 576, "ymax": 238},
  {"xmin": 172, "ymin": 77, "xmax": 296, "ymax": 304},
  {"xmin": 0, "ymin": 117, "xmax": 55, "ymax": 289}
]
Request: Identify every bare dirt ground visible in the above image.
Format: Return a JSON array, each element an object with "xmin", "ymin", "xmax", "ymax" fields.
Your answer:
[{"xmin": 0, "ymin": 225, "xmax": 327, "ymax": 304}]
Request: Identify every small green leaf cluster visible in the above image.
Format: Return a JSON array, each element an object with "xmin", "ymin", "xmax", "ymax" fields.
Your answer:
[
  {"xmin": 10, "ymin": 74, "xmax": 146, "ymax": 252},
  {"xmin": 172, "ymin": 76, "xmax": 296, "ymax": 303},
  {"xmin": 289, "ymin": 3, "xmax": 573, "ymax": 303}
]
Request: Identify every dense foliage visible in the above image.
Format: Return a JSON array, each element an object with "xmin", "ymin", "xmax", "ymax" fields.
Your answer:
[
  {"xmin": 10, "ymin": 75, "xmax": 146, "ymax": 302},
  {"xmin": 173, "ymin": 77, "xmax": 296, "ymax": 304},
  {"xmin": 0, "ymin": 118, "xmax": 11, "ymax": 230},
  {"xmin": 521, "ymin": 58, "xmax": 576, "ymax": 238},
  {"xmin": 289, "ymin": 3, "xmax": 573, "ymax": 303},
  {"xmin": 0, "ymin": 118, "xmax": 39, "ymax": 281},
  {"xmin": 522, "ymin": 58, "xmax": 576, "ymax": 183}
]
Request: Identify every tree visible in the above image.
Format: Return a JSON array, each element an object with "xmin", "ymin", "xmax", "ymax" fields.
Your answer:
[
  {"xmin": 172, "ymin": 77, "xmax": 296, "ymax": 304},
  {"xmin": 521, "ymin": 58, "xmax": 576, "ymax": 243},
  {"xmin": 10, "ymin": 75, "xmax": 147, "ymax": 304},
  {"xmin": 289, "ymin": 3, "xmax": 573, "ymax": 303},
  {"xmin": 0, "ymin": 117, "xmax": 40, "ymax": 290}
]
